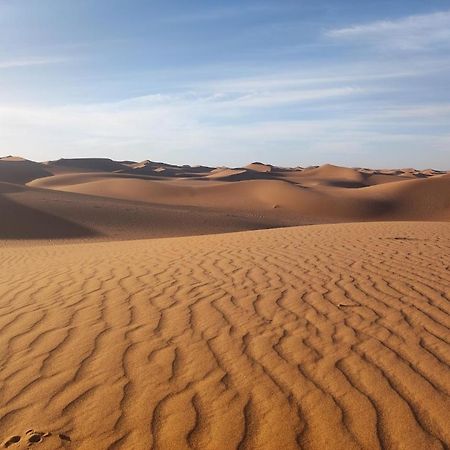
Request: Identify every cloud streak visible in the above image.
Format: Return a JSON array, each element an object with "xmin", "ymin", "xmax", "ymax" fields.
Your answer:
[
  {"xmin": 1, "ymin": 79, "xmax": 448, "ymax": 168},
  {"xmin": 327, "ymin": 10, "xmax": 450, "ymax": 50},
  {"xmin": 0, "ymin": 6, "xmax": 448, "ymax": 168},
  {"xmin": 0, "ymin": 56, "xmax": 67, "ymax": 69}
]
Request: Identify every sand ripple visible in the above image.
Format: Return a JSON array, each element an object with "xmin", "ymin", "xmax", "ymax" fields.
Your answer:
[{"xmin": 0, "ymin": 222, "xmax": 449, "ymax": 449}]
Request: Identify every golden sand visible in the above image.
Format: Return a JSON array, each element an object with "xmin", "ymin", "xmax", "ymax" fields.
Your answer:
[{"xmin": 1, "ymin": 222, "xmax": 449, "ymax": 449}]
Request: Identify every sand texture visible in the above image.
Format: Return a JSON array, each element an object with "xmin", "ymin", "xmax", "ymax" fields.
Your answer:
[
  {"xmin": 0, "ymin": 157, "xmax": 449, "ymax": 243},
  {"xmin": 1, "ymin": 222, "xmax": 449, "ymax": 449},
  {"xmin": 29, "ymin": 163, "xmax": 450, "ymax": 224}
]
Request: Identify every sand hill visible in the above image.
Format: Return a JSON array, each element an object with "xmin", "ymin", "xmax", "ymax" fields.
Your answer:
[
  {"xmin": 0, "ymin": 156, "xmax": 445, "ymax": 241},
  {"xmin": 47, "ymin": 158, "xmax": 128, "ymax": 173},
  {"xmin": 29, "ymin": 163, "xmax": 450, "ymax": 225},
  {"xmin": 0, "ymin": 157, "xmax": 52, "ymax": 185}
]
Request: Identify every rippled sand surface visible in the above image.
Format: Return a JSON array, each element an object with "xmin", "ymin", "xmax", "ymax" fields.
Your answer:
[{"xmin": 1, "ymin": 222, "xmax": 449, "ymax": 449}]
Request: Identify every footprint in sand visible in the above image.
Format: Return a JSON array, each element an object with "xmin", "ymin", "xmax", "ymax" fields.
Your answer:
[
  {"xmin": 2, "ymin": 430, "xmax": 71, "ymax": 447},
  {"xmin": 3, "ymin": 436, "xmax": 20, "ymax": 448}
]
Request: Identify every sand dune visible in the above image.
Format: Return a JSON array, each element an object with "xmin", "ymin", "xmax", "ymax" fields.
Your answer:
[
  {"xmin": 0, "ymin": 182, "xmax": 291, "ymax": 242},
  {"xmin": 296, "ymin": 163, "xmax": 366, "ymax": 187},
  {"xmin": 0, "ymin": 222, "xmax": 449, "ymax": 449},
  {"xmin": 244, "ymin": 162, "xmax": 273, "ymax": 173},
  {"xmin": 0, "ymin": 158, "xmax": 52, "ymax": 185},
  {"xmin": 360, "ymin": 173, "xmax": 450, "ymax": 220},
  {"xmin": 2, "ymin": 155, "xmax": 448, "ymax": 247},
  {"xmin": 0, "ymin": 183, "xmax": 98, "ymax": 239},
  {"xmin": 121, "ymin": 160, "xmax": 214, "ymax": 178},
  {"xmin": 47, "ymin": 158, "xmax": 128, "ymax": 173},
  {"xmin": 206, "ymin": 169, "xmax": 274, "ymax": 181},
  {"xmin": 29, "ymin": 169, "xmax": 450, "ymax": 222}
]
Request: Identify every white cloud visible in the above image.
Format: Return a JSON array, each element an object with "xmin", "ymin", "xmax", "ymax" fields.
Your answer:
[
  {"xmin": 0, "ymin": 56, "xmax": 67, "ymax": 69},
  {"xmin": 202, "ymin": 86, "xmax": 363, "ymax": 110},
  {"xmin": 327, "ymin": 10, "xmax": 450, "ymax": 50},
  {"xmin": 1, "ymin": 87, "xmax": 449, "ymax": 168},
  {"xmin": 0, "ymin": 59, "xmax": 448, "ymax": 168},
  {"xmin": 368, "ymin": 104, "xmax": 450, "ymax": 121},
  {"xmin": 0, "ymin": 85, "xmax": 362, "ymax": 150}
]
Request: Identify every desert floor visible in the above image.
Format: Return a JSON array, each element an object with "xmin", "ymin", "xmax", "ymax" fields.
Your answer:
[{"xmin": 1, "ymin": 221, "xmax": 449, "ymax": 449}]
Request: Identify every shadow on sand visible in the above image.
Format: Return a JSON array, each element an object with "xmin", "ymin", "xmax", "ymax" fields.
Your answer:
[{"xmin": 0, "ymin": 191, "xmax": 98, "ymax": 239}]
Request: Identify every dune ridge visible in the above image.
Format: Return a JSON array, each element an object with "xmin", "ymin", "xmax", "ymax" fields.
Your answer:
[
  {"xmin": 0, "ymin": 156, "xmax": 447, "ymax": 242},
  {"xmin": 29, "ymin": 170, "xmax": 450, "ymax": 222},
  {"xmin": 0, "ymin": 222, "xmax": 449, "ymax": 449}
]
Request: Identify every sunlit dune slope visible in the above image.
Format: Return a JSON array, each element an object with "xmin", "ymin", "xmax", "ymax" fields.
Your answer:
[
  {"xmin": 0, "ymin": 181, "xmax": 291, "ymax": 241},
  {"xmin": 29, "ymin": 170, "xmax": 450, "ymax": 222}
]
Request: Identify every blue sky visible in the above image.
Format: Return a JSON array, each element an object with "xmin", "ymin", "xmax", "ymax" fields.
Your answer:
[{"xmin": 0, "ymin": 0, "xmax": 449, "ymax": 168}]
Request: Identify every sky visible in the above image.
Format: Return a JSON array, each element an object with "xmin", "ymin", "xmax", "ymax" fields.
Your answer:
[{"xmin": 0, "ymin": 0, "xmax": 449, "ymax": 168}]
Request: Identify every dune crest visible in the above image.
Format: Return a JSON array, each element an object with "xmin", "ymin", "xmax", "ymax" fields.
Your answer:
[{"xmin": 29, "ymin": 169, "xmax": 450, "ymax": 223}]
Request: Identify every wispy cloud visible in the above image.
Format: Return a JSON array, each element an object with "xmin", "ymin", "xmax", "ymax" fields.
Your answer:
[
  {"xmin": 195, "ymin": 86, "xmax": 363, "ymax": 110},
  {"xmin": 200, "ymin": 65, "xmax": 434, "ymax": 92},
  {"xmin": 0, "ymin": 56, "xmax": 68, "ymax": 69},
  {"xmin": 1, "ymin": 81, "xmax": 448, "ymax": 167},
  {"xmin": 0, "ymin": 2, "xmax": 448, "ymax": 169},
  {"xmin": 327, "ymin": 10, "xmax": 450, "ymax": 50}
]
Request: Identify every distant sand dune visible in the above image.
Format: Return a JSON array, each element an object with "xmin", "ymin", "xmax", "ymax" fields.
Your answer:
[
  {"xmin": 30, "ymin": 170, "xmax": 450, "ymax": 222},
  {"xmin": 244, "ymin": 162, "xmax": 273, "ymax": 173},
  {"xmin": 47, "ymin": 158, "xmax": 128, "ymax": 172},
  {"xmin": 0, "ymin": 159, "xmax": 52, "ymax": 185},
  {"xmin": 295, "ymin": 163, "xmax": 366, "ymax": 187},
  {"xmin": 1, "ymin": 182, "xmax": 290, "ymax": 241},
  {"xmin": 0, "ymin": 222, "xmax": 449, "ymax": 449}
]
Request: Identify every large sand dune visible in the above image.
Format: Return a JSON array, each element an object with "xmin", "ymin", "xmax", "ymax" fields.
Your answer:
[
  {"xmin": 29, "ymin": 169, "xmax": 450, "ymax": 222},
  {"xmin": 0, "ymin": 157, "xmax": 52, "ymax": 185},
  {"xmin": 0, "ymin": 222, "xmax": 449, "ymax": 449},
  {"xmin": 0, "ymin": 182, "xmax": 287, "ymax": 241},
  {"xmin": 0, "ymin": 157, "xmax": 444, "ymax": 236}
]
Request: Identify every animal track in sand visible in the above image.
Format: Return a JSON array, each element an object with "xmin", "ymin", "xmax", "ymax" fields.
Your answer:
[{"xmin": 2, "ymin": 430, "xmax": 71, "ymax": 448}]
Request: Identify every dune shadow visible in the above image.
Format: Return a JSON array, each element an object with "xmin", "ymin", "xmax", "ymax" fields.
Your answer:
[
  {"xmin": 217, "ymin": 172, "xmax": 275, "ymax": 182},
  {"xmin": 0, "ymin": 160, "xmax": 53, "ymax": 184},
  {"xmin": 326, "ymin": 180, "xmax": 367, "ymax": 188},
  {"xmin": 0, "ymin": 194, "xmax": 99, "ymax": 239}
]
